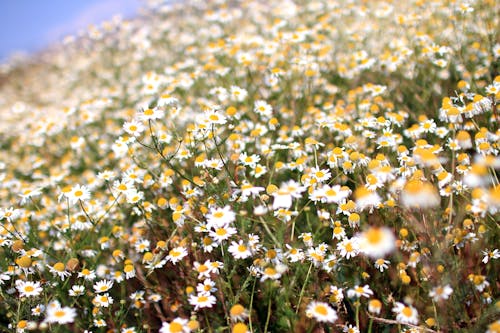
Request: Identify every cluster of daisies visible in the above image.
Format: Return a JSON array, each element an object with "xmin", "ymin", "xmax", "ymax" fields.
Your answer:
[{"xmin": 0, "ymin": 0, "xmax": 499, "ymax": 332}]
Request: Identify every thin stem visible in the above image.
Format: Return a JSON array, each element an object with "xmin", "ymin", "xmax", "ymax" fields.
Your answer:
[
  {"xmin": 296, "ymin": 262, "xmax": 313, "ymax": 314},
  {"xmin": 249, "ymin": 277, "xmax": 257, "ymax": 333},
  {"xmin": 264, "ymin": 297, "xmax": 272, "ymax": 333},
  {"xmin": 368, "ymin": 318, "xmax": 374, "ymax": 333},
  {"xmin": 367, "ymin": 314, "xmax": 437, "ymax": 333},
  {"xmin": 355, "ymin": 302, "xmax": 360, "ymax": 329}
]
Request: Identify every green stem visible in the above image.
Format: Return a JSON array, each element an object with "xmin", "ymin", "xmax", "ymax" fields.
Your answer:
[
  {"xmin": 296, "ymin": 262, "xmax": 313, "ymax": 314},
  {"xmin": 264, "ymin": 297, "xmax": 272, "ymax": 333},
  {"xmin": 249, "ymin": 277, "xmax": 257, "ymax": 333},
  {"xmin": 355, "ymin": 302, "xmax": 360, "ymax": 329}
]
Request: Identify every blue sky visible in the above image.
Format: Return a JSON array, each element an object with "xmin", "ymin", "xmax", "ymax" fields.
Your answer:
[{"xmin": 0, "ymin": 0, "xmax": 141, "ymax": 61}]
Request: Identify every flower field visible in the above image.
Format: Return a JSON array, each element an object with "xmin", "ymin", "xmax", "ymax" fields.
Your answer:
[{"xmin": 0, "ymin": 0, "xmax": 499, "ymax": 332}]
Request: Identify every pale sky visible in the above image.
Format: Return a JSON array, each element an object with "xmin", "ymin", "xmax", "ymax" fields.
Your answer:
[{"xmin": 0, "ymin": 0, "xmax": 141, "ymax": 61}]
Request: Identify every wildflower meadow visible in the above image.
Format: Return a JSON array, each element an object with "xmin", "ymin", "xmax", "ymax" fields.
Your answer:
[{"xmin": 0, "ymin": 0, "xmax": 499, "ymax": 332}]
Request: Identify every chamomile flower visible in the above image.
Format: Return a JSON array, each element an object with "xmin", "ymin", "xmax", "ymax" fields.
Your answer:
[
  {"xmin": 392, "ymin": 302, "xmax": 419, "ymax": 325},
  {"xmin": 45, "ymin": 302, "xmax": 77, "ymax": 324},
  {"xmin": 306, "ymin": 301, "xmax": 338, "ymax": 323},
  {"xmin": 347, "ymin": 284, "xmax": 374, "ymax": 298},
  {"xmin": 123, "ymin": 120, "xmax": 145, "ymax": 137},
  {"xmin": 429, "ymin": 284, "xmax": 453, "ymax": 301},
  {"xmin": 15, "ymin": 280, "xmax": 43, "ymax": 298},
  {"xmin": 374, "ymin": 258, "xmax": 390, "ymax": 272},
  {"xmin": 401, "ymin": 179, "xmax": 440, "ymax": 208},
  {"xmin": 188, "ymin": 293, "xmax": 217, "ymax": 311},
  {"xmin": 49, "ymin": 262, "xmax": 71, "ymax": 280},
  {"xmin": 228, "ymin": 240, "xmax": 253, "ymax": 259},
  {"xmin": 167, "ymin": 246, "xmax": 188, "ymax": 264},
  {"xmin": 93, "ymin": 279, "xmax": 114, "ymax": 293},
  {"xmin": 358, "ymin": 226, "xmax": 396, "ymax": 258},
  {"xmin": 93, "ymin": 293, "xmax": 114, "ymax": 307},
  {"xmin": 481, "ymin": 249, "xmax": 500, "ymax": 264},
  {"xmin": 229, "ymin": 304, "xmax": 249, "ymax": 322},
  {"xmin": 337, "ymin": 237, "xmax": 360, "ymax": 259},
  {"xmin": 196, "ymin": 279, "xmax": 217, "ymax": 294},
  {"xmin": 209, "ymin": 225, "xmax": 237, "ymax": 243},
  {"xmin": 206, "ymin": 206, "xmax": 236, "ymax": 228},
  {"xmin": 67, "ymin": 184, "xmax": 91, "ymax": 205},
  {"xmin": 139, "ymin": 107, "xmax": 164, "ymax": 121},
  {"xmin": 343, "ymin": 324, "xmax": 359, "ymax": 333},
  {"xmin": 159, "ymin": 318, "xmax": 191, "ymax": 333},
  {"xmin": 68, "ymin": 285, "xmax": 85, "ymax": 297},
  {"xmin": 368, "ymin": 299, "xmax": 383, "ymax": 314}
]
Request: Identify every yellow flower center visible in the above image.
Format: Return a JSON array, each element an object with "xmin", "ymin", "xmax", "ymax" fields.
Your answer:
[
  {"xmin": 216, "ymin": 228, "xmax": 227, "ymax": 236},
  {"xmin": 230, "ymin": 304, "xmax": 245, "ymax": 316},
  {"xmin": 402, "ymin": 306, "xmax": 413, "ymax": 317},
  {"xmin": 314, "ymin": 304, "xmax": 328, "ymax": 316},
  {"xmin": 365, "ymin": 228, "xmax": 383, "ymax": 245},
  {"xmin": 169, "ymin": 322, "xmax": 183, "ymax": 333}
]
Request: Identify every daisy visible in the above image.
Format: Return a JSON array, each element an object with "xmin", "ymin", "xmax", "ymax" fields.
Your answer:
[
  {"xmin": 239, "ymin": 182, "xmax": 264, "ymax": 200},
  {"xmin": 481, "ymin": 249, "xmax": 500, "ymax": 264},
  {"xmin": 208, "ymin": 261, "xmax": 224, "ymax": 274},
  {"xmin": 159, "ymin": 317, "xmax": 191, "ymax": 333},
  {"xmin": 368, "ymin": 299, "xmax": 382, "ymax": 314},
  {"xmin": 78, "ymin": 268, "xmax": 96, "ymax": 281},
  {"xmin": 332, "ymin": 221, "xmax": 346, "ymax": 240},
  {"xmin": 321, "ymin": 185, "xmax": 350, "ymax": 204},
  {"xmin": 31, "ymin": 304, "xmax": 45, "ymax": 316},
  {"xmin": 392, "ymin": 302, "xmax": 419, "ymax": 325},
  {"xmin": 357, "ymin": 226, "xmax": 396, "ymax": 258},
  {"xmin": 400, "ymin": 180, "xmax": 440, "ymax": 208},
  {"xmin": 193, "ymin": 260, "xmax": 212, "ymax": 279},
  {"xmin": 45, "ymin": 302, "xmax": 77, "ymax": 324},
  {"xmin": 347, "ymin": 285, "xmax": 374, "ymax": 298},
  {"xmin": 353, "ymin": 187, "xmax": 381, "ymax": 211},
  {"xmin": 93, "ymin": 279, "xmax": 114, "ymax": 293},
  {"xmin": 206, "ymin": 206, "xmax": 236, "ymax": 228},
  {"xmin": 123, "ymin": 120, "xmax": 145, "ymax": 137},
  {"xmin": 329, "ymin": 286, "xmax": 344, "ymax": 304},
  {"xmin": 260, "ymin": 265, "xmax": 284, "ymax": 281},
  {"xmin": 167, "ymin": 247, "xmax": 188, "ymax": 264},
  {"xmin": 239, "ymin": 152, "xmax": 261, "ymax": 168},
  {"xmin": 196, "ymin": 279, "xmax": 217, "ymax": 294},
  {"xmin": 337, "ymin": 237, "xmax": 359, "ymax": 259},
  {"xmin": 48, "ymin": 262, "xmax": 71, "ymax": 280},
  {"xmin": 230, "ymin": 304, "xmax": 249, "ymax": 322},
  {"xmin": 209, "ymin": 225, "xmax": 237, "ymax": 243},
  {"xmin": 15, "ymin": 280, "xmax": 43, "ymax": 297},
  {"xmin": 254, "ymin": 100, "xmax": 273, "ymax": 119},
  {"xmin": 429, "ymin": 284, "xmax": 453, "ymax": 301},
  {"xmin": 230, "ymin": 86, "xmax": 248, "ymax": 102},
  {"xmin": 139, "ymin": 107, "xmax": 164, "ymax": 121},
  {"xmin": 148, "ymin": 293, "xmax": 162, "ymax": 302},
  {"xmin": 19, "ymin": 187, "xmax": 43, "ymax": 205},
  {"xmin": 306, "ymin": 301, "xmax": 338, "ymax": 323},
  {"xmin": 285, "ymin": 245, "xmax": 305, "ymax": 263},
  {"xmin": 188, "ymin": 293, "xmax": 217, "ymax": 311},
  {"xmin": 66, "ymin": 185, "xmax": 91, "ymax": 205},
  {"xmin": 272, "ymin": 180, "xmax": 306, "ymax": 210},
  {"xmin": 374, "ymin": 258, "xmax": 390, "ymax": 272},
  {"xmin": 68, "ymin": 285, "xmax": 85, "ymax": 297},
  {"xmin": 228, "ymin": 240, "xmax": 253, "ymax": 259},
  {"xmin": 93, "ymin": 293, "xmax": 114, "ymax": 307},
  {"xmin": 343, "ymin": 324, "xmax": 359, "ymax": 333}
]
